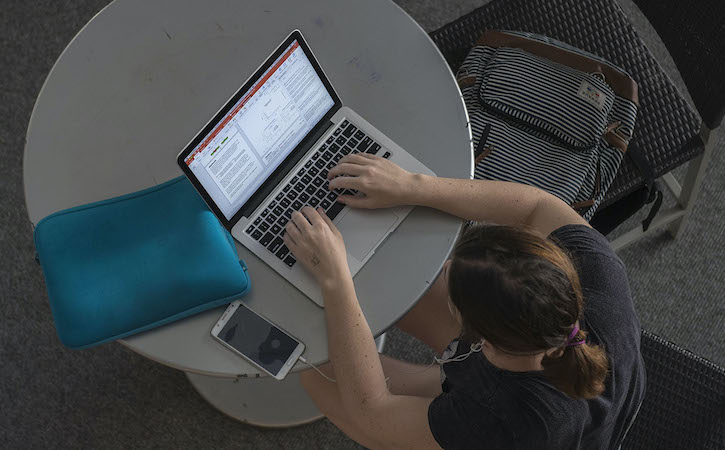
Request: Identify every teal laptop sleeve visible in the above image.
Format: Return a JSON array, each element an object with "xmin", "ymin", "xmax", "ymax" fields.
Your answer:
[{"xmin": 33, "ymin": 176, "xmax": 251, "ymax": 349}]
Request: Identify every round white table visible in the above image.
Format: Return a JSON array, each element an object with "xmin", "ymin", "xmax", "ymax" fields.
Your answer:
[{"xmin": 24, "ymin": 0, "xmax": 471, "ymax": 427}]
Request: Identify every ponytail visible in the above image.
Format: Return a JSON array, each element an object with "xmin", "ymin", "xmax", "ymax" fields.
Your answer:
[{"xmin": 541, "ymin": 328, "xmax": 609, "ymax": 399}]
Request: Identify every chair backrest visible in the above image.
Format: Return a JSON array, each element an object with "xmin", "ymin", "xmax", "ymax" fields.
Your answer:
[
  {"xmin": 632, "ymin": 0, "xmax": 725, "ymax": 130},
  {"xmin": 622, "ymin": 330, "xmax": 725, "ymax": 449}
]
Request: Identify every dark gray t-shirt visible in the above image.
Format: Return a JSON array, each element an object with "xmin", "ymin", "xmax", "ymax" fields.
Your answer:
[{"xmin": 428, "ymin": 225, "xmax": 646, "ymax": 449}]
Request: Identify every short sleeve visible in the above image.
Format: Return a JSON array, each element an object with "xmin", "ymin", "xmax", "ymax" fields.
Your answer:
[
  {"xmin": 548, "ymin": 224, "xmax": 618, "ymax": 260},
  {"xmin": 428, "ymin": 391, "xmax": 512, "ymax": 450},
  {"xmin": 548, "ymin": 225, "xmax": 628, "ymax": 292},
  {"xmin": 548, "ymin": 224, "xmax": 641, "ymax": 356}
]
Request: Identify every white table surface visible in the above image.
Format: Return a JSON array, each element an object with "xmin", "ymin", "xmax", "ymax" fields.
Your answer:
[{"xmin": 24, "ymin": 0, "xmax": 472, "ymax": 377}]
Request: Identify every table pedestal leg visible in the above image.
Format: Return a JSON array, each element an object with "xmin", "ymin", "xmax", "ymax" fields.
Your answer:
[{"xmin": 186, "ymin": 371, "xmax": 323, "ymax": 428}]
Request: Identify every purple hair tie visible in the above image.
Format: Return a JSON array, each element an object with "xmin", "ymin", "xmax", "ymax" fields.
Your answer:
[{"xmin": 564, "ymin": 324, "xmax": 586, "ymax": 347}]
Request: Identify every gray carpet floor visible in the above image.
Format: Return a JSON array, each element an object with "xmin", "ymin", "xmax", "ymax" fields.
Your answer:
[{"xmin": 1, "ymin": 1, "xmax": 723, "ymax": 449}]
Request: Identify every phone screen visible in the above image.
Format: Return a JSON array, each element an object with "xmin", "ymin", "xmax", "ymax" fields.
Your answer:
[{"xmin": 218, "ymin": 304, "xmax": 300, "ymax": 376}]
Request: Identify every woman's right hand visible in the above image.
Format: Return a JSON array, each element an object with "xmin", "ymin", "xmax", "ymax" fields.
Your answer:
[{"xmin": 326, "ymin": 153, "xmax": 421, "ymax": 209}]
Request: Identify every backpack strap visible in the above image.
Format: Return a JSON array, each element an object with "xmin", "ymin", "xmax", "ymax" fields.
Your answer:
[
  {"xmin": 473, "ymin": 123, "xmax": 492, "ymax": 164},
  {"xmin": 627, "ymin": 145, "xmax": 663, "ymax": 232}
]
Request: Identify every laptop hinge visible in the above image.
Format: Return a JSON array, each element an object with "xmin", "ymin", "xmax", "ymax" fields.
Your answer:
[{"xmin": 239, "ymin": 120, "xmax": 335, "ymax": 218}]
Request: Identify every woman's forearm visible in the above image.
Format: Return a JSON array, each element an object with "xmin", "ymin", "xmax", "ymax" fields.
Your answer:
[
  {"xmin": 405, "ymin": 174, "xmax": 586, "ymax": 235},
  {"xmin": 322, "ymin": 277, "xmax": 390, "ymax": 425},
  {"xmin": 406, "ymin": 174, "xmax": 545, "ymax": 224}
]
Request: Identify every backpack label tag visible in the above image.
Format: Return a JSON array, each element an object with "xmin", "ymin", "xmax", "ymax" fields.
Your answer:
[{"xmin": 577, "ymin": 81, "xmax": 607, "ymax": 111}]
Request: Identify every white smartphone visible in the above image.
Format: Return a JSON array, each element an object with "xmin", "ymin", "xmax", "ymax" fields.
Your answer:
[{"xmin": 211, "ymin": 300, "xmax": 305, "ymax": 380}]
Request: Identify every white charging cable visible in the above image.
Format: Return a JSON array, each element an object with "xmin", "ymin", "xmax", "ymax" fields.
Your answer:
[
  {"xmin": 299, "ymin": 356, "xmax": 336, "ymax": 383},
  {"xmin": 298, "ymin": 356, "xmax": 391, "ymax": 388}
]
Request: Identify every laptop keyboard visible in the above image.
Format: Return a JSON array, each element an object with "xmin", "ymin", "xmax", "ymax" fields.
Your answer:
[{"xmin": 244, "ymin": 119, "xmax": 391, "ymax": 268}]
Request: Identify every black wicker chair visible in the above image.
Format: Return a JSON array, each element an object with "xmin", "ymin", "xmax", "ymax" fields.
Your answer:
[
  {"xmin": 428, "ymin": 0, "xmax": 724, "ymax": 249},
  {"xmin": 624, "ymin": 330, "xmax": 725, "ymax": 449}
]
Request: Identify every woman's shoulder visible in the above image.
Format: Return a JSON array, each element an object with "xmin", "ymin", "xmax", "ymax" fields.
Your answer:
[
  {"xmin": 549, "ymin": 225, "xmax": 644, "ymax": 395},
  {"xmin": 549, "ymin": 224, "xmax": 638, "ymax": 334},
  {"xmin": 548, "ymin": 224, "xmax": 621, "ymax": 265}
]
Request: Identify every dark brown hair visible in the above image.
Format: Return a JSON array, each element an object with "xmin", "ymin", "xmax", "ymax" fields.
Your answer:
[{"xmin": 448, "ymin": 223, "xmax": 609, "ymax": 399}]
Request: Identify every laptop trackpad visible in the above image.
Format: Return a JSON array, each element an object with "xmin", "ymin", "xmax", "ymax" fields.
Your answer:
[{"xmin": 337, "ymin": 208, "xmax": 399, "ymax": 261}]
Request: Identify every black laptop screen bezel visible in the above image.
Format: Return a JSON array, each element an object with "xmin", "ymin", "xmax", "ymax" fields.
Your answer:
[{"xmin": 177, "ymin": 30, "xmax": 342, "ymax": 230}]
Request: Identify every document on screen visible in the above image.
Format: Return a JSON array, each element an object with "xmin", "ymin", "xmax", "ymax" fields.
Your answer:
[{"xmin": 205, "ymin": 132, "xmax": 262, "ymax": 203}]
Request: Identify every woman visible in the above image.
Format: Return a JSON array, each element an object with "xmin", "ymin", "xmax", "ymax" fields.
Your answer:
[{"xmin": 284, "ymin": 153, "xmax": 645, "ymax": 449}]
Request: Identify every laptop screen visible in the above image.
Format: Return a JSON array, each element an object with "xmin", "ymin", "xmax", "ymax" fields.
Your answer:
[{"xmin": 183, "ymin": 39, "xmax": 335, "ymax": 220}]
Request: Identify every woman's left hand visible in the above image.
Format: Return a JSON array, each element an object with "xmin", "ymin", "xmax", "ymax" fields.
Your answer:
[{"xmin": 283, "ymin": 206, "xmax": 351, "ymax": 288}]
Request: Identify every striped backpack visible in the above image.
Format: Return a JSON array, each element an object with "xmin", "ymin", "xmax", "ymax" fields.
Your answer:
[{"xmin": 457, "ymin": 30, "xmax": 639, "ymax": 220}]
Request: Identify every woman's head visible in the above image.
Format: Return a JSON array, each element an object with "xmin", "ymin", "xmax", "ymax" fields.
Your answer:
[{"xmin": 447, "ymin": 223, "xmax": 608, "ymax": 399}]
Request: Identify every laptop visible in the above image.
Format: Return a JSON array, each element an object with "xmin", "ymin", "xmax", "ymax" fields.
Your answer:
[{"xmin": 177, "ymin": 30, "xmax": 434, "ymax": 307}]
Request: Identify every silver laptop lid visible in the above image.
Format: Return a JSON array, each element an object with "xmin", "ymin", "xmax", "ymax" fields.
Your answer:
[{"xmin": 177, "ymin": 30, "xmax": 342, "ymax": 230}]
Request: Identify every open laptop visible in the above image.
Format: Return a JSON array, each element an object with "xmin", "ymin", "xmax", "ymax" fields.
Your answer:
[{"xmin": 177, "ymin": 30, "xmax": 434, "ymax": 307}]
